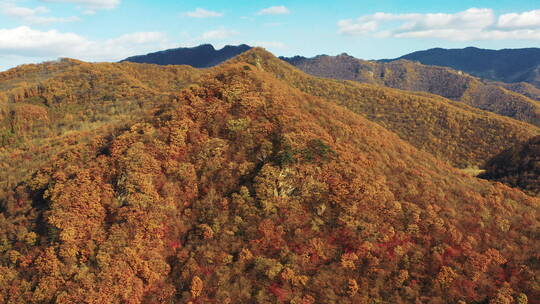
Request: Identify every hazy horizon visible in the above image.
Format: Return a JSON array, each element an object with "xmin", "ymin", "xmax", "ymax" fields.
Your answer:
[{"xmin": 1, "ymin": 0, "xmax": 540, "ymax": 71}]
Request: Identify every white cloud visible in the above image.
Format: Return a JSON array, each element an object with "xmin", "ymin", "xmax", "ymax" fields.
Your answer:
[
  {"xmin": 2, "ymin": 3, "xmax": 50, "ymax": 17},
  {"xmin": 1, "ymin": 2, "xmax": 79, "ymax": 24},
  {"xmin": 40, "ymin": 0, "xmax": 120, "ymax": 10},
  {"xmin": 0, "ymin": 26, "xmax": 173, "ymax": 60},
  {"xmin": 0, "ymin": 26, "xmax": 87, "ymax": 57},
  {"xmin": 250, "ymin": 41, "xmax": 287, "ymax": 50},
  {"xmin": 183, "ymin": 8, "xmax": 223, "ymax": 18},
  {"xmin": 257, "ymin": 5, "xmax": 290, "ymax": 15},
  {"xmin": 201, "ymin": 28, "xmax": 238, "ymax": 40},
  {"xmin": 337, "ymin": 20, "xmax": 378, "ymax": 35},
  {"xmin": 338, "ymin": 8, "xmax": 540, "ymax": 41},
  {"xmin": 393, "ymin": 29, "xmax": 540, "ymax": 41},
  {"xmin": 498, "ymin": 10, "xmax": 540, "ymax": 29}
]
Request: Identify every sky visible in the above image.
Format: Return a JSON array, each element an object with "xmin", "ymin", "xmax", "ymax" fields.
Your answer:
[{"xmin": 0, "ymin": 0, "xmax": 539, "ymax": 71}]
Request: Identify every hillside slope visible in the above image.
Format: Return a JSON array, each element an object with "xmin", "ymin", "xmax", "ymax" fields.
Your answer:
[
  {"xmin": 499, "ymin": 82, "xmax": 540, "ymax": 101},
  {"xmin": 237, "ymin": 49, "xmax": 540, "ymax": 168},
  {"xmin": 281, "ymin": 53, "xmax": 540, "ymax": 126},
  {"xmin": 0, "ymin": 59, "xmax": 202, "ymax": 198},
  {"xmin": 391, "ymin": 47, "xmax": 540, "ymax": 88},
  {"xmin": 1, "ymin": 60, "xmax": 539, "ymax": 304},
  {"xmin": 121, "ymin": 44, "xmax": 252, "ymax": 68},
  {"xmin": 480, "ymin": 136, "xmax": 540, "ymax": 197}
]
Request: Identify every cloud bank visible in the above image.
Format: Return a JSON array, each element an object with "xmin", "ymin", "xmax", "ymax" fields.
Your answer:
[
  {"xmin": 0, "ymin": 26, "xmax": 172, "ymax": 60},
  {"xmin": 338, "ymin": 8, "xmax": 540, "ymax": 40},
  {"xmin": 1, "ymin": 2, "xmax": 79, "ymax": 24}
]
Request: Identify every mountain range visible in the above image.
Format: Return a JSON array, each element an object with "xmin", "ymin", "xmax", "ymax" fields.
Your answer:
[
  {"xmin": 280, "ymin": 53, "xmax": 540, "ymax": 127},
  {"xmin": 121, "ymin": 44, "xmax": 540, "ymax": 91},
  {"xmin": 389, "ymin": 47, "xmax": 540, "ymax": 88},
  {"xmin": 121, "ymin": 44, "xmax": 252, "ymax": 68},
  {"xmin": 0, "ymin": 46, "xmax": 539, "ymax": 303},
  {"xmin": 246, "ymin": 50, "xmax": 539, "ymax": 168},
  {"xmin": 122, "ymin": 44, "xmax": 540, "ymax": 127}
]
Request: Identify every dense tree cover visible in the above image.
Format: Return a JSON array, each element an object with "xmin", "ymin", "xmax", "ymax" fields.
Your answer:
[
  {"xmin": 480, "ymin": 135, "xmax": 540, "ymax": 197},
  {"xmin": 499, "ymin": 82, "xmax": 540, "ymax": 102},
  {"xmin": 0, "ymin": 61, "xmax": 539, "ymax": 303},
  {"xmin": 0, "ymin": 59, "xmax": 79, "ymax": 92},
  {"xmin": 0, "ymin": 59, "xmax": 202, "ymax": 212},
  {"xmin": 238, "ymin": 49, "xmax": 540, "ymax": 168},
  {"xmin": 281, "ymin": 54, "xmax": 540, "ymax": 127}
]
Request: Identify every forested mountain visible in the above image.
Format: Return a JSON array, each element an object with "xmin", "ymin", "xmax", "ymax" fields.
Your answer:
[
  {"xmin": 390, "ymin": 47, "xmax": 540, "ymax": 88},
  {"xmin": 499, "ymin": 82, "xmax": 540, "ymax": 101},
  {"xmin": 0, "ymin": 58, "xmax": 202, "ymax": 200},
  {"xmin": 281, "ymin": 53, "xmax": 540, "ymax": 127},
  {"xmin": 243, "ymin": 49, "xmax": 540, "ymax": 168},
  {"xmin": 121, "ymin": 44, "xmax": 252, "ymax": 68},
  {"xmin": 480, "ymin": 136, "xmax": 540, "ymax": 197},
  {"xmin": 0, "ymin": 51, "xmax": 539, "ymax": 304}
]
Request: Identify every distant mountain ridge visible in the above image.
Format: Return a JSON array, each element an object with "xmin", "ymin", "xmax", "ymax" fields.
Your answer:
[
  {"xmin": 121, "ymin": 44, "xmax": 252, "ymax": 68},
  {"xmin": 388, "ymin": 47, "xmax": 540, "ymax": 88},
  {"xmin": 280, "ymin": 53, "xmax": 540, "ymax": 127}
]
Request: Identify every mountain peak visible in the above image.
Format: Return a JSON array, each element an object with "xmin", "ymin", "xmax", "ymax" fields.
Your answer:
[
  {"xmin": 232, "ymin": 47, "xmax": 280, "ymax": 64},
  {"xmin": 193, "ymin": 44, "xmax": 216, "ymax": 51},
  {"xmin": 121, "ymin": 44, "xmax": 252, "ymax": 68}
]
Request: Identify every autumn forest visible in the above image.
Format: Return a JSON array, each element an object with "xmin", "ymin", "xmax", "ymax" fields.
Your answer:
[{"xmin": 0, "ymin": 47, "xmax": 539, "ymax": 304}]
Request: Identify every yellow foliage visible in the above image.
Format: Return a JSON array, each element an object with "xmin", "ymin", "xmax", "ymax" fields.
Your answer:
[
  {"xmin": 340, "ymin": 252, "xmax": 359, "ymax": 269},
  {"xmin": 190, "ymin": 276, "xmax": 203, "ymax": 298},
  {"xmin": 199, "ymin": 224, "xmax": 214, "ymax": 240},
  {"xmin": 239, "ymin": 248, "xmax": 254, "ymax": 262},
  {"xmin": 436, "ymin": 266, "xmax": 458, "ymax": 288},
  {"xmin": 347, "ymin": 279, "xmax": 359, "ymax": 297}
]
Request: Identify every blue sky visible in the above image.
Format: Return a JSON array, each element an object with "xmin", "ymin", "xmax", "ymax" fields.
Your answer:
[{"xmin": 0, "ymin": 0, "xmax": 539, "ymax": 71}]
